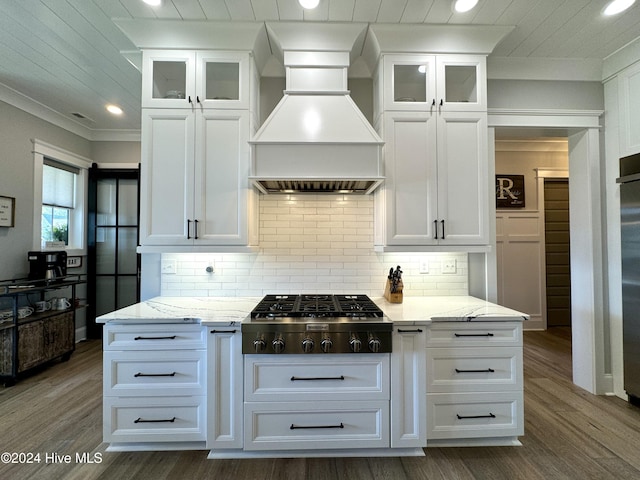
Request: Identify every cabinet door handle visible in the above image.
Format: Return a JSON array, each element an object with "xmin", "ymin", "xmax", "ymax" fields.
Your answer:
[
  {"xmin": 456, "ymin": 413, "xmax": 496, "ymax": 420},
  {"xmin": 397, "ymin": 329, "xmax": 423, "ymax": 333},
  {"xmin": 440, "ymin": 99, "xmax": 443, "ymax": 107},
  {"xmin": 290, "ymin": 423, "xmax": 344, "ymax": 430},
  {"xmin": 210, "ymin": 329, "xmax": 237, "ymax": 334},
  {"xmin": 134, "ymin": 417, "xmax": 176, "ymax": 423},
  {"xmin": 187, "ymin": 219, "xmax": 192, "ymax": 239},
  {"xmin": 454, "ymin": 333, "xmax": 494, "ymax": 337},
  {"xmin": 434, "ymin": 219, "xmax": 439, "ymax": 239},
  {"xmin": 194, "ymin": 219, "xmax": 199, "ymax": 239},
  {"xmin": 455, "ymin": 368, "xmax": 495, "ymax": 373},
  {"xmin": 196, "ymin": 95, "xmax": 201, "ymax": 104},
  {"xmin": 431, "ymin": 99, "xmax": 436, "ymax": 107},
  {"xmin": 188, "ymin": 95, "xmax": 193, "ymax": 104},
  {"xmin": 134, "ymin": 335, "xmax": 177, "ymax": 341},
  {"xmin": 290, "ymin": 376, "xmax": 345, "ymax": 381},
  {"xmin": 441, "ymin": 219, "xmax": 445, "ymax": 239},
  {"xmin": 134, "ymin": 372, "xmax": 176, "ymax": 377}
]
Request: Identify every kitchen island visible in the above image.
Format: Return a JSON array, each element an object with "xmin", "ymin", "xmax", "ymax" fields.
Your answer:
[{"xmin": 97, "ymin": 295, "xmax": 527, "ymax": 455}]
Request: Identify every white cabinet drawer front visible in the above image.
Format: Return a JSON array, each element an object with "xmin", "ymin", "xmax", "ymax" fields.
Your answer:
[
  {"xmin": 104, "ymin": 324, "xmax": 206, "ymax": 350},
  {"xmin": 103, "ymin": 396, "xmax": 206, "ymax": 443},
  {"xmin": 426, "ymin": 392, "xmax": 523, "ymax": 440},
  {"xmin": 244, "ymin": 354, "xmax": 390, "ymax": 401},
  {"xmin": 426, "ymin": 347, "xmax": 522, "ymax": 393},
  {"xmin": 104, "ymin": 350, "xmax": 205, "ymax": 397},
  {"xmin": 244, "ymin": 401, "xmax": 389, "ymax": 450},
  {"xmin": 426, "ymin": 322, "xmax": 522, "ymax": 347}
]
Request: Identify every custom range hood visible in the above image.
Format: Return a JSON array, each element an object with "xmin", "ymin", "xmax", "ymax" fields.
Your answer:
[{"xmin": 250, "ymin": 23, "xmax": 384, "ymax": 194}]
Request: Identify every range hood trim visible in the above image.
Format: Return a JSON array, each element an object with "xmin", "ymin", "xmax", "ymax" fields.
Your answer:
[{"xmin": 250, "ymin": 177, "xmax": 384, "ymax": 195}]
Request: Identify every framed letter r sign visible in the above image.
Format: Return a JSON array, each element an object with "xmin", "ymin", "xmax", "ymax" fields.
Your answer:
[{"xmin": 496, "ymin": 175, "xmax": 525, "ymax": 208}]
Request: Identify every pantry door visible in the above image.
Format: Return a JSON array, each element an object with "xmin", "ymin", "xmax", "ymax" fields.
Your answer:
[{"xmin": 87, "ymin": 167, "xmax": 140, "ymax": 338}]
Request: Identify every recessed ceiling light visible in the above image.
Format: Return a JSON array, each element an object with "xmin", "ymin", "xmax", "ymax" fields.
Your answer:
[
  {"xmin": 604, "ymin": 0, "xmax": 636, "ymax": 16},
  {"xmin": 142, "ymin": 0, "xmax": 162, "ymax": 6},
  {"xmin": 106, "ymin": 104, "xmax": 123, "ymax": 115},
  {"xmin": 299, "ymin": 0, "xmax": 320, "ymax": 9},
  {"xmin": 453, "ymin": 0, "xmax": 479, "ymax": 13}
]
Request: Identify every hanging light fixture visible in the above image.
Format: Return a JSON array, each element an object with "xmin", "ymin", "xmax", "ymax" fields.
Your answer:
[
  {"xmin": 142, "ymin": 0, "xmax": 162, "ymax": 6},
  {"xmin": 453, "ymin": 0, "xmax": 479, "ymax": 13},
  {"xmin": 299, "ymin": 0, "xmax": 320, "ymax": 9},
  {"xmin": 603, "ymin": 0, "xmax": 636, "ymax": 16}
]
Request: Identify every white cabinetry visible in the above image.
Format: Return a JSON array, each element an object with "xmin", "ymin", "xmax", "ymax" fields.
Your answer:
[
  {"xmin": 618, "ymin": 61, "xmax": 640, "ymax": 156},
  {"xmin": 391, "ymin": 325, "xmax": 427, "ymax": 448},
  {"xmin": 425, "ymin": 322, "xmax": 524, "ymax": 446},
  {"xmin": 207, "ymin": 327, "xmax": 243, "ymax": 450},
  {"xmin": 375, "ymin": 54, "xmax": 489, "ymax": 250},
  {"xmin": 243, "ymin": 354, "xmax": 390, "ymax": 451},
  {"xmin": 102, "ymin": 324, "xmax": 207, "ymax": 449},
  {"xmin": 139, "ymin": 49, "xmax": 257, "ymax": 248},
  {"xmin": 142, "ymin": 50, "xmax": 251, "ymax": 110}
]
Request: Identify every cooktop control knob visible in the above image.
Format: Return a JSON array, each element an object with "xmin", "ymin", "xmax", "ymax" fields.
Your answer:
[
  {"xmin": 253, "ymin": 335, "xmax": 266, "ymax": 353},
  {"xmin": 272, "ymin": 334, "xmax": 285, "ymax": 353},
  {"xmin": 321, "ymin": 335, "xmax": 333, "ymax": 353},
  {"xmin": 302, "ymin": 336, "xmax": 314, "ymax": 353},
  {"xmin": 349, "ymin": 333, "xmax": 362, "ymax": 353},
  {"xmin": 368, "ymin": 334, "xmax": 381, "ymax": 353}
]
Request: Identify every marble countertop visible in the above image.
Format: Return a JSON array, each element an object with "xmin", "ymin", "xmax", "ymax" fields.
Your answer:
[
  {"xmin": 96, "ymin": 295, "xmax": 528, "ymax": 325},
  {"xmin": 96, "ymin": 296, "xmax": 260, "ymax": 326},
  {"xmin": 374, "ymin": 296, "xmax": 528, "ymax": 323}
]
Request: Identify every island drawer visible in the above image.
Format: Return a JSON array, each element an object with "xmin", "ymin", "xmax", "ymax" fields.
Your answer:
[
  {"xmin": 244, "ymin": 354, "xmax": 390, "ymax": 402},
  {"xmin": 103, "ymin": 324, "xmax": 206, "ymax": 351},
  {"xmin": 103, "ymin": 396, "xmax": 206, "ymax": 443},
  {"xmin": 426, "ymin": 347, "xmax": 522, "ymax": 393},
  {"xmin": 425, "ymin": 322, "xmax": 522, "ymax": 348},
  {"xmin": 426, "ymin": 391, "xmax": 523, "ymax": 440},
  {"xmin": 103, "ymin": 350, "xmax": 205, "ymax": 397},
  {"xmin": 244, "ymin": 400, "xmax": 389, "ymax": 450}
]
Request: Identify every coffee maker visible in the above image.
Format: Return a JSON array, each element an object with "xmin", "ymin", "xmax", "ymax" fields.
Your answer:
[{"xmin": 28, "ymin": 251, "xmax": 67, "ymax": 283}]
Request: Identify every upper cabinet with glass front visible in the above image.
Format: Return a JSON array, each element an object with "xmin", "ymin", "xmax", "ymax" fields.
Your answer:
[
  {"xmin": 383, "ymin": 54, "xmax": 486, "ymax": 112},
  {"xmin": 142, "ymin": 50, "xmax": 250, "ymax": 109}
]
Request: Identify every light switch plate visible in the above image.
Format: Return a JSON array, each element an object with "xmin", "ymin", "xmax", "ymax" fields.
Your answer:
[
  {"xmin": 161, "ymin": 259, "xmax": 177, "ymax": 274},
  {"xmin": 442, "ymin": 259, "xmax": 457, "ymax": 274}
]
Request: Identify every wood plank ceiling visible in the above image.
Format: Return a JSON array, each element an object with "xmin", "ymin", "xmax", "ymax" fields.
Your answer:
[{"xmin": 0, "ymin": 0, "xmax": 638, "ymax": 135}]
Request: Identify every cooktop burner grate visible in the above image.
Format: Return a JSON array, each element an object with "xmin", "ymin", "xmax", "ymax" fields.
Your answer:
[{"xmin": 249, "ymin": 294, "xmax": 383, "ymax": 319}]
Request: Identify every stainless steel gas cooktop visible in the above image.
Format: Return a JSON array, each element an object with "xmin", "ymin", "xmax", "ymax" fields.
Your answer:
[{"xmin": 242, "ymin": 294, "xmax": 391, "ymax": 354}]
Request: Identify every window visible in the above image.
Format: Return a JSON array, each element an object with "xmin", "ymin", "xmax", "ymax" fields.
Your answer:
[
  {"xmin": 32, "ymin": 140, "xmax": 91, "ymax": 254},
  {"xmin": 41, "ymin": 160, "xmax": 78, "ymax": 246}
]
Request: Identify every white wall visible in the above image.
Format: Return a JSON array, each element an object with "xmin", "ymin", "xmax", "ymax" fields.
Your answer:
[{"xmin": 159, "ymin": 194, "xmax": 469, "ymax": 297}]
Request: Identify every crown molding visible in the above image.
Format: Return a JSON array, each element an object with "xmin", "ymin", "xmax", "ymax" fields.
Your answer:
[{"xmin": 0, "ymin": 82, "xmax": 140, "ymax": 142}]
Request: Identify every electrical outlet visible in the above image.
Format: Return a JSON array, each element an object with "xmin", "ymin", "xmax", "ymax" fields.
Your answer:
[
  {"xmin": 442, "ymin": 259, "xmax": 457, "ymax": 274},
  {"xmin": 161, "ymin": 259, "xmax": 177, "ymax": 274},
  {"xmin": 419, "ymin": 261, "xmax": 429, "ymax": 274}
]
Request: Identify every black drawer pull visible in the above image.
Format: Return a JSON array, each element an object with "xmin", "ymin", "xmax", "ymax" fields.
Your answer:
[
  {"xmin": 134, "ymin": 335, "xmax": 177, "ymax": 340},
  {"xmin": 456, "ymin": 413, "xmax": 496, "ymax": 420},
  {"xmin": 290, "ymin": 423, "xmax": 344, "ymax": 430},
  {"xmin": 134, "ymin": 372, "xmax": 176, "ymax": 377},
  {"xmin": 291, "ymin": 376, "xmax": 345, "ymax": 381},
  {"xmin": 210, "ymin": 329, "xmax": 237, "ymax": 333},
  {"xmin": 454, "ymin": 333, "xmax": 494, "ymax": 337},
  {"xmin": 397, "ymin": 329, "xmax": 423, "ymax": 333},
  {"xmin": 134, "ymin": 417, "xmax": 176, "ymax": 423},
  {"xmin": 455, "ymin": 368, "xmax": 495, "ymax": 373}
]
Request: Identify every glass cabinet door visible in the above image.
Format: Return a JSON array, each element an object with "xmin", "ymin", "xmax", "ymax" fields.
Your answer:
[
  {"xmin": 142, "ymin": 50, "xmax": 196, "ymax": 108},
  {"xmin": 384, "ymin": 55, "xmax": 436, "ymax": 111},
  {"xmin": 196, "ymin": 52, "xmax": 250, "ymax": 109},
  {"xmin": 436, "ymin": 55, "xmax": 486, "ymax": 111}
]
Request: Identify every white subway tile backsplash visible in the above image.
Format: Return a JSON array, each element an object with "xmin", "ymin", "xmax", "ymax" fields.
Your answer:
[{"xmin": 160, "ymin": 195, "xmax": 469, "ymax": 297}]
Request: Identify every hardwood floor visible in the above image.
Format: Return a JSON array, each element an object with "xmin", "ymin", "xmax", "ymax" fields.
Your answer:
[{"xmin": 2, "ymin": 327, "xmax": 640, "ymax": 479}]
